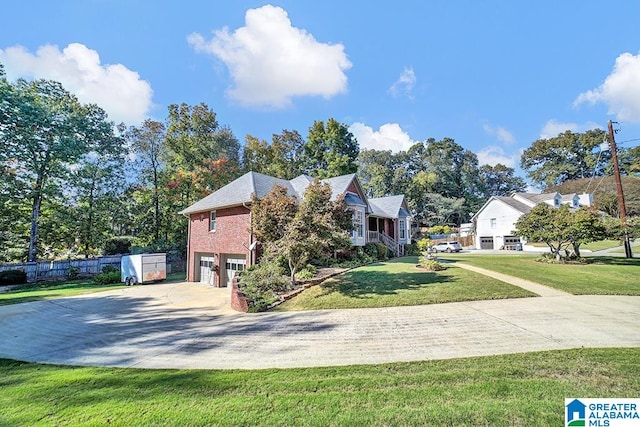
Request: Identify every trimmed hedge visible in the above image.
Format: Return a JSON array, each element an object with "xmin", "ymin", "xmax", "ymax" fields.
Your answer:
[{"xmin": 93, "ymin": 271, "xmax": 121, "ymax": 285}]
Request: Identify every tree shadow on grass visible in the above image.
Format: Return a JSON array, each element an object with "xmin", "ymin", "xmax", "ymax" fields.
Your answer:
[
  {"xmin": 589, "ymin": 256, "xmax": 640, "ymax": 266},
  {"xmin": 321, "ymin": 269, "xmax": 452, "ymax": 299}
]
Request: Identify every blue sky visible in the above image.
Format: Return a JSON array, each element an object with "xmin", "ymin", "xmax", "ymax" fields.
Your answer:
[{"xmin": 2, "ymin": 1, "xmax": 640, "ymax": 177}]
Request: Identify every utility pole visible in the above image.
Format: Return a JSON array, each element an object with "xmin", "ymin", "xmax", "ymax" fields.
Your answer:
[{"xmin": 607, "ymin": 120, "xmax": 633, "ymax": 258}]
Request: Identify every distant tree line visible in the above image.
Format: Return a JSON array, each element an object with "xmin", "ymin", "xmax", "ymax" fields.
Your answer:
[{"xmin": 2, "ymin": 64, "xmax": 638, "ymax": 262}]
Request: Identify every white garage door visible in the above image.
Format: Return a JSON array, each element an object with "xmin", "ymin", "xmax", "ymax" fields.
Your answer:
[
  {"xmin": 200, "ymin": 256, "xmax": 215, "ymax": 285},
  {"xmin": 225, "ymin": 256, "xmax": 246, "ymax": 287}
]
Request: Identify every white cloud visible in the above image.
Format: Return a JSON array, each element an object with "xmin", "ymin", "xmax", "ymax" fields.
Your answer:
[
  {"xmin": 482, "ymin": 123, "xmax": 515, "ymax": 144},
  {"xmin": 389, "ymin": 67, "xmax": 416, "ymax": 99},
  {"xmin": 574, "ymin": 51, "xmax": 640, "ymax": 122},
  {"xmin": 539, "ymin": 119, "xmax": 602, "ymax": 139},
  {"xmin": 477, "ymin": 146, "xmax": 519, "ymax": 167},
  {"xmin": 349, "ymin": 122, "xmax": 416, "ymax": 153},
  {"xmin": 188, "ymin": 5, "xmax": 351, "ymax": 108},
  {"xmin": 0, "ymin": 43, "xmax": 153, "ymax": 125}
]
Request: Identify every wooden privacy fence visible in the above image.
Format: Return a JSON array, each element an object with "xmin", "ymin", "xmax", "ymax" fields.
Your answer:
[
  {"xmin": 0, "ymin": 255, "xmax": 186, "ymax": 283},
  {"xmin": 0, "ymin": 256, "xmax": 122, "ymax": 282}
]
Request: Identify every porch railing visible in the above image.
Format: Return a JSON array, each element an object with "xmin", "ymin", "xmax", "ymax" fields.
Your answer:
[{"xmin": 367, "ymin": 231, "xmax": 403, "ymax": 257}]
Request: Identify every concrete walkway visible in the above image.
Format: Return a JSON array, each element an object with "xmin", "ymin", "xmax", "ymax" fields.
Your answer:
[
  {"xmin": 453, "ymin": 263, "xmax": 570, "ymax": 297},
  {"xmin": 0, "ymin": 276, "xmax": 638, "ymax": 370}
]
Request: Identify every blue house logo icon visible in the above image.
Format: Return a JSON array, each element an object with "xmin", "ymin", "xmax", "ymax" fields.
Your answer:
[{"xmin": 566, "ymin": 399, "xmax": 586, "ymax": 426}]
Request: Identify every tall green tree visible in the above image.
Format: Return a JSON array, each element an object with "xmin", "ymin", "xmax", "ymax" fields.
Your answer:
[
  {"xmin": 270, "ymin": 129, "xmax": 306, "ymax": 179},
  {"xmin": 242, "ymin": 130, "xmax": 305, "ymax": 179},
  {"xmin": 303, "ymin": 118, "xmax": 359, "ymax": 178},
  {"xmin": 0, "ymin": 75, "xmax": 123, "ymax": 262},
  {"xmin": 479, "ymin": 163, "xmax": 527, "ymax": 197},
  {"xmin": 520, "ymin": 129, "xmax": 609, "ymax": 189},
  {"xmin": 165, "ymin": 103, "xmax": 239, "ymax": 169},
  {"xmin": 127, "ymin": 119, "xmax": 167, "ymax": 245},
  {"xmin": 404, "ymin": 138, "xmax": 484, "ymax": 225},
  {"xmin": 357, "ymin": 149, "xmax": 399, "ymax": 197},
  {"xmin": 242, "ymin": 135, "xmax": 272, "ymax": 174},
  {"xmin": 69, "ymin": 157, "xmax": 125, "ymax": 257},
  {"xmin": 165, "ymin": 103, "xmax": 241, "ymax": 202}
]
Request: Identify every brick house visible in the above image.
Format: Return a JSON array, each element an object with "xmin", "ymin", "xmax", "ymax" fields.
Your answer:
[{"xmin": 179, "ymin": 171, "xmax": 411, "ymax": 287}]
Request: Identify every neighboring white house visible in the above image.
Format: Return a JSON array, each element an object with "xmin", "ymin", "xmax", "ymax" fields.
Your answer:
[{"xmin": 472, "ymin": 192, "xmax": 593, "ymax": 250}]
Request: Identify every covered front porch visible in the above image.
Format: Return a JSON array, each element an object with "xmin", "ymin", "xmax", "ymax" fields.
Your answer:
[{"xmin": 367, "ymin": 216, "xmax": 404, "ymax": 256}]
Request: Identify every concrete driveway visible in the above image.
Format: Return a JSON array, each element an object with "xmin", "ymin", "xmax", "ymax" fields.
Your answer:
[{"xmin": 0, "ymin": 280, "xmax": 639, "ymax": 369}]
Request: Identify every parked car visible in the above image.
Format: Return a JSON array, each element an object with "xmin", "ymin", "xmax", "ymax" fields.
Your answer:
[{"xmin": 432, "ymin": 241, "xmax": 462, "ymax": 253}]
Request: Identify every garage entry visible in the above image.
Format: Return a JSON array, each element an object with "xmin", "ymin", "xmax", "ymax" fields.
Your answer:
[
  {"xmin": 199, "ymin": 254, "xmax": 216, "ymax": 285},
  {"xmin": 479, "ymin": 237, "xmax": 494, "ymax": 250},
  {"xmin": 222, "ymin": 254, "xmax": 246, "ymax": 287},
  {"xmin": 503, "ymin": 236, "xmax": 522, "ymax": 250}
]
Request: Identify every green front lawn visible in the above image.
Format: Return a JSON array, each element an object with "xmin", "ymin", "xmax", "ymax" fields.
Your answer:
[
  {"xmin": 0, "ymin": 272, "xmax": 186, "ymax": 306},
  {"xmin": 276, "ymin": 256, "xmax": 535, "ymax": 311},
  {"xmin": 1, "ymin": 348, "xmax": 638, "ymax": 426},
  {"xmin": 581, "ymin": 239, "xmax": 626, "ymax": 252},
  {"xmin": 441, "ymin": 254, "xmax": 640, "ymax": 295},
  {"xmin": 527, "ymin": 239, "xmax": 624, "ymax": 252}
]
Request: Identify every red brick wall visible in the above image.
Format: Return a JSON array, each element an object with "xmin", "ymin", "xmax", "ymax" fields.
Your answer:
[
  {"xmin": 231, "ymin": 276, "xmax": 249, "ymax": 312},
  {"xmin": 346, "ymin": 181, "xmax": 358, "ymax": 194},
  {"xmin": 187, "ymin": 206, "xmax": 252, "ymax": 282}
]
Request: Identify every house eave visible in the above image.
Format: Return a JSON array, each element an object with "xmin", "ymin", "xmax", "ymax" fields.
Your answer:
[{"xmin": 179, "ymin": 201, "xmax": 252, "ymax": 216}]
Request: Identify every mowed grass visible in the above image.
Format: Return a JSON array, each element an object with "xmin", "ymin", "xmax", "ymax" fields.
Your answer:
[
  {"xmin": 0, "ymin": 272, "xmax": 186, "ymax": 306},
  {"xmin": 1, "ymin": 348, "xmax": 638, "ymax": 426},
  {"xmin": 581, "ymin": 239, "xmax": 626, "ymax": 252},
  {"xmin": 440, "ymin": 254, "xmax": 640, "ymax": 295},
  {"xmin": 276, "ymin": 256, "xmax": 534, "ymax": 311}
]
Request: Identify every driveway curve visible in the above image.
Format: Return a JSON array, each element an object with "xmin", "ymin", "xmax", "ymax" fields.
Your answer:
[{"xmin": 0, "ymin": 281, "xmax": 639, "ymax": 369}]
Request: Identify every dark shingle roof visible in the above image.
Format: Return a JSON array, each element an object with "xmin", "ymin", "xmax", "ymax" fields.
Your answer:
[
  {"xmin": 368, "ymin": 195, "xmax": 408, "ymax": 219},
  {"xmin": 321, "ymin": 173, "xmax": 357, "ymax": 200},
  {"xmin": 513, "ymin": 192, "xmax": 557, "ymax": 205},
  {"xmin": 179, "ymin": 172, "xmax": 373, "ymax": 215},
  {"xmin": 495, "ymin": 196, "xmax": 532, "ymax": 214},
  {"xmin": 179, "ymin": 171, "xmax": 294, "ymax": 214}
]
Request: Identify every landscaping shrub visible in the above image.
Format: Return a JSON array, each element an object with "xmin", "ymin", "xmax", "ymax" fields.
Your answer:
[
  {"xmin": 374, "ymin": 242, "xmax": 388, "ymax": 260},
  {"xmin": 239, "ymin": 261, "xmax": 292, "ymax": 312},
  {"xmin": 419, "ymin": 258, "xmax": 446, "ymax": 271},
  {"xmin": 101, "ymin": 265, "xmax": 119, "ymax": 274},
  {"xmin": 330, "ymin": 247, "xmax": 375, "ymax": 268},
  {"xmin": 404, "ymin": 242, "xmax": 419, "ymax": 256},
  {"xmin": 0, "ymin": 269, "xmax": 27, "ymax": 285},
  {"xmin": 93, "ymin": 271, "xmax": 121, "ymax": 285},
  {"xmin": 536, "ymin": 252, "xmax": 591, "ymax": 265},
  {"xmin": 428, "ymin": 225, "xmax": 452, "ymax": 235},
  {"xmin": 295, "ymin": 264, "xmax": 318, "ymax": 281},
  {"xmin": 364, "ymin": 243, "xmax": 378, "ymax": 258},
  {"xmin": 66, "ymin": 267, "xmax": 79, "ymax": 280},
  {"xmin": 416, "ymin": 238, "xmax": 431, "ymax": 252},
  {"xmin": 364, "ymin": 243, "xmax": 388, "ymax": 260}
]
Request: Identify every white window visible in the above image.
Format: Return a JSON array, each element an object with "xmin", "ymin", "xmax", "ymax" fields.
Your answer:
[
  {"xmin": 399, "ymin": 219, "xmax": 406, "ymax": 239},
  {"xmin": 490, "ymin": 218, "xmax": 497, "ymax": 228},
  {"xmin": 210, "ymin": 211, "xmax": 216, "ymax": 232},
  {"xmin": 352, "ymin": 209, "xmax": 364, "ymax": 238}
]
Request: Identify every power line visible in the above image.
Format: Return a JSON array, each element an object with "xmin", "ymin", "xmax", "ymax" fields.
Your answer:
[{"xmin": 618, "ymin": 138, "xmax": 640, "ymax": 144}]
